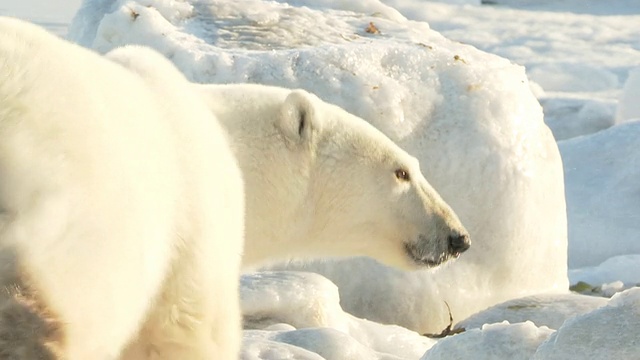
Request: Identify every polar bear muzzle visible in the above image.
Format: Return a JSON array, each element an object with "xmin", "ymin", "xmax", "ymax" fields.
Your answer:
[
  {"xmin": 448, "ymin": 233, "xmax": 471, "ymax": 256},
  {"xmin": 404, "ymin": 232, "xmax": 470, "ymax": 268}
]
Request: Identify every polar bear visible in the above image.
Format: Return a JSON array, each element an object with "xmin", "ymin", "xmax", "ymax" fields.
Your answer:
[
  {"xmin": 0, "ymin": 17, "xmax": 243, "ymax": 359},
  {"xmin": 196, "ymin": 84, "xmax": 470, "ymax": 270}
]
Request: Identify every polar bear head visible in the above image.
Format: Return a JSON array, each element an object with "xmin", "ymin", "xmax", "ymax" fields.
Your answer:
[{"xmin": 198, "ymin": 84, "xmax": 469, "ymax": 270}]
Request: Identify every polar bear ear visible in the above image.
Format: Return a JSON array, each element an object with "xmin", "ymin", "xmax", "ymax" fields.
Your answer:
[{"xmin": 277, "ymin": 90, "xmax": 321, "ymax": 145}]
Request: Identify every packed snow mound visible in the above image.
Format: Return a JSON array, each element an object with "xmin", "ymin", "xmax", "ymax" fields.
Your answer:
[
  {"xmin": 532, "ymin": 287, "xmax": 640, "ymax": 359},
  {"xmin": 382, "ymin": 0, "xmax": 640, "ymax": 141},
  {"xmin": 456, "ymin": 293, "xmax": 607, "ymax": 330},
  {"xmin": 240, "ymin": 271, "xmax": 435, "ymax": 360},
  {"xmin": 70, "ymin": 0, "xmax": 568, "ymax": 333},
  {"xmin": 241, "ymin": 271, "xmax": 347, "ymax": 331},
  {"xmin": 421, "ymin": 321, "xmax": 554, "ymax": 360},
  {"xmin": 559, "ymin": 120, "xmax": 640, "ymax": 268},
  {"xmin": 616, "ymin": 67, "xmax": 640, "ymax": 123}
]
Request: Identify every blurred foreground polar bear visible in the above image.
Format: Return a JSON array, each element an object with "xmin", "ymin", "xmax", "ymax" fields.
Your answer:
[{"xmin": 0, "ymin": 17, "xmax": 243, "ymax": 359}]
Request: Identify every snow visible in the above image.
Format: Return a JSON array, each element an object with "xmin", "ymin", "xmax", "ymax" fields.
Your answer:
[
  {"xmin": 541, "ymin": 96, "xmax": 616, "ymax": 141},
  {"xmin": 616, "ymin": 67, "xmax": 640, "ymax": 123},
  {"xmin": 421, "ymin": 321, "xmax": 554, "ymax": 360},
  {"xmin": 240, "ymin": 271, "xmax": 435, "ymax": 359},
  {"xmin": 456, "ymin": 293, "xmax": 607, "ymax": 330},
  {"xmin": 242, "ymin": 334, "xmax": 325, "ymax": 360},
  {"xmin": 425, "ymin": 288, "xmax": 640, "ymax": 360},
  {"xmin": 560, "ymin": 120, "xmax": 640, "ymax": 268},
  {"xmin": 532, "ymin": 287, "xmax": 640, "ymax": 359},
  {"xmin": 2, "ymin": 0, "xmax": 640, "ymax": 359},
  {"xmin": 569, "ymin": 254, "xmax": 640, "ymax": 288},
  {"xmin": 384, "ymin": 0, "xmax": 640, "ymax": 141}
]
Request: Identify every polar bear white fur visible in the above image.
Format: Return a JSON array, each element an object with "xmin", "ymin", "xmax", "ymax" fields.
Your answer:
[
  {"xmin": 196, "ymin": 84, "xmax": 470, "ymax": 270},
  {"xmin": 0, "ymin": 17, "xmax": 243, "ymax": 359}
]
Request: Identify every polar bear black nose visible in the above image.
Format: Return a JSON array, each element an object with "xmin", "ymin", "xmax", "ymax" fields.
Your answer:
[{"xmin": 448, "ymin": 233, "xmax": 470, "ymax": 255}]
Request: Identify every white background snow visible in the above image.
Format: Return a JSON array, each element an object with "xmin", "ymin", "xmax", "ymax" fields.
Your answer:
[{"xmin": 3, "ymin": 0, "xmax": 639, "ymax": 359}]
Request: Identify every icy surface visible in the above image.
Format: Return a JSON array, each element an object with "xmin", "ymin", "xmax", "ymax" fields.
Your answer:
[
  {"xmin": 240, "ymin": 271, "xmax": 435, "ymax": 360},
  {"xmin": 456, "ymin": 293, "xmax": 607, "ymax": 330},
  {"xmin": 241, "ymin": 271, "xmax": 348, "ymax": 331},
  {"xmin": 242, "ymin": 335, "xmax": 325, "ymax": 360},
  {"xmin": 422, "ymin": 321, "xmax": 554, "ymax": 360},
  {"xmin": 616, "ymin": 67, "xmax": 640, "ymax": 123},
  {"xmin": 384, "ymin": 0, "xmax": 640, "ymax": 96},
  {"xmin": 532, "ymin": 287, "xmax": 640, "ymax": 359},
  {"xmin": 541, "ymin": 97, "xmax": 616, "ymax": 141},
  {"xmin": 560, "ymin": 121, "xmax": 640, "ymax": 268}
]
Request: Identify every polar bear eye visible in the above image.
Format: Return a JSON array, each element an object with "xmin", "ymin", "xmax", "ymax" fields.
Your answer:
[{"xmin": 394, "ymin": 169, "xmax": 410, "ymax": 182}]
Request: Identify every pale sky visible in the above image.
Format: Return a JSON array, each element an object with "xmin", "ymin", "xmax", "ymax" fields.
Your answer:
[{"xmin": 2, "ymin": 0, "xmax": 82, "ymax": 23}]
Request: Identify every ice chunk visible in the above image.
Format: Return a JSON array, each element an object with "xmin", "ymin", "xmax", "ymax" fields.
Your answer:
[
  {"xmin": 240, "ymin": 271, "xmax": 435, "ymax": 359},
  {"xmin": 532, "ymin": 287, "xmax": 640, "ymax": 359},
  {"xmin": 456, "ymin": 293, "xmax": 607, "ymax": 330},
  {"xmin": 245, "ymin": 328, "xmax": 403, "ymax": 360},
  {"xmin": 242, "ymin": 335, "xmax": 325, "ymax": 360},
  {"xmin": 600, "ymin": 281, "xmax": 625, "ymax": 297},
  {"xmin": 241, "ymin": 271, "xmax": 348, "ymax": 332},
  {"xmin": 421, "ymin": 321, "xmax": 554, "ymax": 360}
]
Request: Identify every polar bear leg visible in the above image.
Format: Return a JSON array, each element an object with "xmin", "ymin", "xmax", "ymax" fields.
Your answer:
[
  {"xmin": 119, "ymin": 238, "xmax": 241, "ymax": 360},
  {"xmin": 0, "ymin": 249, "xmax": 63, "ymax": 359}
]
